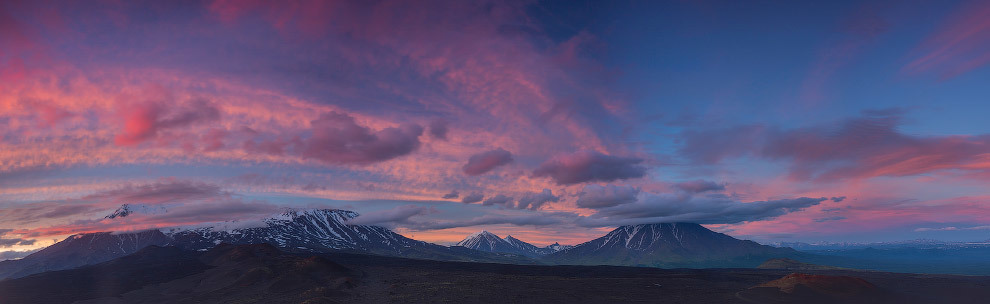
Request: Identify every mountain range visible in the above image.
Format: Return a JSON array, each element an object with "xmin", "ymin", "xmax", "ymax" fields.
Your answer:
[
  {"xmin": 8, "ymin": 206, "xmax": 990, "ymax": 282},
  {"xmin": 0, "ymin": 207, "xmax": 809, "ymax": 280},
  {"xmin": 770, "ymin": 239, "xmax": 990, "ymax": 250},
  {"xmin": 0, "ymin": 208, "xmax": 532, "ymax": 280},
  {"xmin": 454, "ymin": 231, "xmax": 572, "ymax": 258}
]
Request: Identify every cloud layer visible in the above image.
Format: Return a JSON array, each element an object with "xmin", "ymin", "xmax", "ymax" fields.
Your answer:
[
  {"xmin": 532, "ymin": 151, "xmax": 647, "ymax": 185},
  {"xmin": 580, "ymin": 194, "xmax": 828, "ymax": 227},
  {"xmin": 680, "ymin": 112, "xmax": 990, "ymax": 181},
  {"xmin": 576, "ymin": 185, "xmax": 640, "ymax": 209}
]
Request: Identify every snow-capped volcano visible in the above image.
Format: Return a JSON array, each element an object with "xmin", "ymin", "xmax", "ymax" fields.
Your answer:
[
  {"xmin": 547, "ymin": 223, "xmax": 797, "ymax": 268},
  {"xmin": 455, "ymin": 231, "xmax": 512, "ymax": 251},
  {"xmin": 166, "ymin": 209, "xmax": 423, "ymax": 253}
]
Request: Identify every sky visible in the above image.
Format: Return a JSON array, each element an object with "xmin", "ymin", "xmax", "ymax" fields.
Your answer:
[{"xmin": 2, "ymin": 0, "xmax": 990, "ymax": 258}]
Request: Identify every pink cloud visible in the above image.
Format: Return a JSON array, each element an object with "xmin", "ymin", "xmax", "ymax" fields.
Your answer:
[
  {"xmin": 515, "ymin": 189, "xmax": 560, "ymax": 211},
  {"xmin": 903, "ymin": 1, "xmax": 990, "ymax": 79},
  {"xmin": 114, "ymin": 98, "xmax": 221, "ymax": 146},
  {"xmin": 462, "ymin": 148, "xmax": 513, "ymax": 176},
  {"xmin": 681, "ymin": 112, "xmax": 990, "ymax": 181},
  {"xmin": 5, "ymin": 179, "xmax": 281, "ymax": 238},
  {"xmin": 726, "ymin": 194, "xmax": 990, "ymax": 238},
  {"xmin": 346, "ymin": 205, "xmax": 435, "ymax": 227},
  {"xmin": 0, "ymin": 0, "xmax": 641, "ymax": 238},
  {"xmin": 798, "ymin": 4, "xmax": 888, "ymax": 105},
  {"xmin": 19, "ymin": 99, "xmax": 74, "ymax": 127}
]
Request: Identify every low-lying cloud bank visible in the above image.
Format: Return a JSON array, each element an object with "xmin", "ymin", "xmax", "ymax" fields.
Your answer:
[
  {"xmin": 6, "ymin": 178, "xmax": 833, "ymax": 244},
  {"xmin": 349, "ymin": 190, "xmax": 829, "ymax": 230},
  {"xmin": 576, "ymin": 195, "xmax": 828, "ymax": 227},
  {"xmin": 3, "ymin": 179, "xmax": 281, "ymax": 238},
  {"xmin": 0, "ymin": 249, "xmax": 41, "ymax": 261}
]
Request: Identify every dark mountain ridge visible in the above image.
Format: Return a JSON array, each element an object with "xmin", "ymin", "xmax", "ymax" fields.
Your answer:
[{"xmin": 0, "ymin": 230, "xmax": 171, "ymax": 279}]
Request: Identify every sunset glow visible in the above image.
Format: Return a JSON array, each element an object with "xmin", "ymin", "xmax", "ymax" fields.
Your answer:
[{"xmin": 3, "ymin": 0, "xmax": 990, "ymax": 259}]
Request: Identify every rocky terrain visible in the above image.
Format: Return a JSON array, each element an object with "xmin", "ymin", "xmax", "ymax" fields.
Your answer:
[{"xmin": 2, "ymin": 244, "xmax": 987, "ymax": 304}]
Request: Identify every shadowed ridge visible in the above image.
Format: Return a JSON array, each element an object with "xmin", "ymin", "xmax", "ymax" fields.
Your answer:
[{"xmin": 0, "ymin": 230, "xmax": 172, "ymax": 280}]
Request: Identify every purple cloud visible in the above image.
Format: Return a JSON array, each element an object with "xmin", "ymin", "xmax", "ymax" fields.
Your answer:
[
  {"xmin": 532, "ymin": 151, "xmax": 647, "ymax": 185},
  {"xmin": 0, "ymin": 238, "xmax": 35, "ymax": 248},
  {"xmin": 83, "ymin": 179, "xmax": 224, "ymax": 205},
  {"xmin": 515, "ymin": 189, "xmax": 560, "ymax": 210},
  {"xmin": 575, "ymin": 184, "xmax": 640, "ymax": 209},
  {"xmin": 674, "ymin": 180, "xmax": 725, "ymax": 193},
  {"xmin": 462, "ymin": 148, "xmax": 513, "ymax": 176},
  {"xmin": 0, "ymin": 249, "xmax": 39, "ymax": 261},
  {"xmin": 0, "ymin": 203, "xmax": 105, "ymax": 225},
  {"xmin": 407, "ymin": 214, "xmax": 566, "ymax": 230},
  {"xmin": 302, "ymin": 111, "xmax": 423, "ymax": 165},
  {"xmin": 442, "ymin": 190, "xmax": 459, "ymax": 199},
  {"xmin": 347, "ymin": 205, "xmax": 433, "ymax": 227},
  {"xmin": 579, "ymin": 194, "xmax": 827, "ymax": 227},
  {"xmin": 482, "ymin": 194, "xmax": 513, "ymax": 207},
  {"xmin": 144, "ymin": 199, "xmax": 279, "ymax": 225},
  {"xmin": 429, "ymin": 119, "xmax": 449, "ymax": 140},
  {"xmin": 461, "ymin": 192, "xmax": 484, "ymax": 204}
]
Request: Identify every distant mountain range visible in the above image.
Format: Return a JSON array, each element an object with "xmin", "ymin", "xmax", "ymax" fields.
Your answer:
[
  {"xmin": 454, "ymin": 231, "xmax": 571, "ymax": 258},
  {"xmin": 452, "ymin": 224, "xmax": 796, "ymax": 268},
  {"xmin": 8, "ymin": 207, "xmax": 989, "ymax": 280},
  {"xmin": 2, "ymin": 208, "xmax": 797, "ymax": 280},
  {"xmin": 0, "ymin": 208, "xmax": 532, "ymax": 280},
  {"xmin": 769, "ymin": 239, "xmax": 990, "ymax": 251}
]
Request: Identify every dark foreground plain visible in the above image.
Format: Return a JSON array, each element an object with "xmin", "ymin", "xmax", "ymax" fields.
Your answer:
[{"xmin": 0, "ymin": 244, "xmax": 987, "ymax": 304}]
